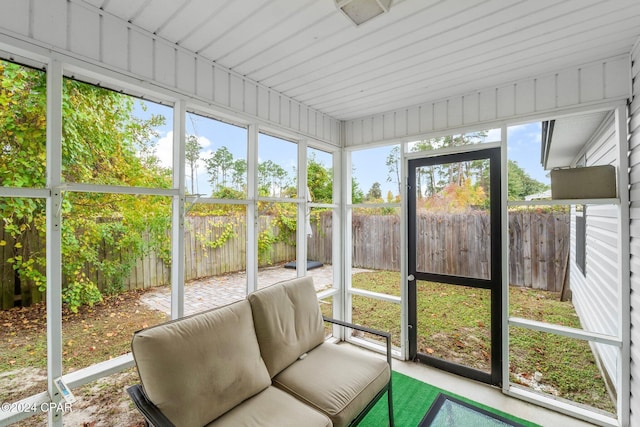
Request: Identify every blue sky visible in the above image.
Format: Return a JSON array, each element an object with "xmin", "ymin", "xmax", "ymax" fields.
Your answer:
[{"xmin": 134, "ymin": 101, "xmax": 548, "ymax": 197}]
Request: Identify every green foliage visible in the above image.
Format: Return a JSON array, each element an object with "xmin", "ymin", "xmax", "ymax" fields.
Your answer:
[
  {"xmin": 185, "ymin": 134, "xmax": 202, "ymax": 194},
  {"xmin": 352, "ymin": 177, "xmax": 365, "ymax": 204},
  {"xmin": 307, "ymin": 154, "xmax": 332, "ymax": 203},
  {"xmin": 384, "ymin": 132, "xmax": 493, "ymax": 202},
  {"xmin": 1, "ymin": 62, "xmax": 48, "ymax": 307},
  {"xmin": 196, "ymin": 220, "xmax": 236, "ymax": 250},
  {"xmin": 365, "ymin": 182, "xmax": 382, "ymax": 201},
  {"xmin": 62, "ymin": 80, "xmax": 169, "ymax": 187},
  {"xmin": 211, "ymin": 186, "xmax": 246, "ymax": 200},
  {"xmin": 189, "ymin": 202, "xmax": 245, "ymax": 217},
  {"xmin": 507, "ymin": 160, "xmax": 548, "ymax": 201},
  {"xmin": 375, "ymin": 132, "xmax": 548, "ymax": 210},
  {"xmin": 1, "ymin": 60, "xmax": 172, "ymax": 311},
  {"xmin": 0, "ymin": 63, "xmax": 47, "ymax": 188},
  {"xmin": 258, "ymin": 229, "xmax": 277, "ymax": 265},
  {"xmin": 231, "ymin": 159, "xmax": 247, "ymax": 192},
  {"xmin": 257, "ymin": 202, "xmax": 298, "ymax": 265},
  {"xmin": 258, "ymin": 160, "xmax": 293, "ymax": 197},
  {"xmin": 385, "ymin": 146, "xmax": 401, "ymax": 196},
  {"xmin": 206, "ymin": 146, "xmax": 235, "ymax": 190},
  {"xmin": 422, "ymin": 179, "xmax": 487, "ymax": 213},
  {"xmin": 62, "ymin": 270, "xmax": 103, "ymax": 313}
]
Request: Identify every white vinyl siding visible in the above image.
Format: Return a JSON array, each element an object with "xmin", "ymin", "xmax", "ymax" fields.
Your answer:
[
  {"xmin": 567, "ymin": 117, "xmax": 620, "ymax": 391},
  {"xmin": 628, "ymin": 37, "xmax": 640, "ymax": 427},
  {"xmin": 570, "ymin": 116, "xmax": 620, "ymax": 388}
]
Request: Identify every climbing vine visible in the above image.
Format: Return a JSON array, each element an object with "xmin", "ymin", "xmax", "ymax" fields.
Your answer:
[
  {"xmin": 195, "ymin": 220, "xmax": 237, "ymax": 250},
  {"xmin": 1, "ymin": 60, "xmax": 171, "ymax": 312}
]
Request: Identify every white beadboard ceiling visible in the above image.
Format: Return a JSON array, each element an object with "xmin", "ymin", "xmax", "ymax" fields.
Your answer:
[{"xmin": 80, "ymin": 0, "xmax": 640, "ymax": 121}]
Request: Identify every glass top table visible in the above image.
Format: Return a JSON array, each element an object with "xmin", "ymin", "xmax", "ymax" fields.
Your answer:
[{"xmin": 419, "ymin": 393, "xmax": 527, "ymax": 427}]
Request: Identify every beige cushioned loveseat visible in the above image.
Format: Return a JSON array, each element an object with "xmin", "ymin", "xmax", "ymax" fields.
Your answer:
[{"xmin": 128, "ymin": 276, "xmax": 394, "ymax": 427}]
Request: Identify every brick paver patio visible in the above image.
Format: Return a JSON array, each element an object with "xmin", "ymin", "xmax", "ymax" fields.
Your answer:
[{"xmin": 140, "ymin": 264, "xmax": 348, "ymax": 316}]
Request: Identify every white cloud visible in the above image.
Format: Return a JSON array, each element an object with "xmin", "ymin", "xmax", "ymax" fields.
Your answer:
[
  {"xmin": 156, "ymin": 131, "xmax": 173, "ymax": 168},
  {"xmin": 154, "ymin": 132, "xmax": 214, "ymax": 170},
  {"xmin": 485, "ymin": 128, "xmax": 501, "ymax": 142},
  {"xmin": 196, "ymin": 135, "xmax": 212, "ymax": 150}
]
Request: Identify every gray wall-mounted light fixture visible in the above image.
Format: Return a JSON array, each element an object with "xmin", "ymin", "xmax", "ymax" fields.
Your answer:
[{"xmin": 336, "ymin": 0, "xmax": 391, "ymax": 26}]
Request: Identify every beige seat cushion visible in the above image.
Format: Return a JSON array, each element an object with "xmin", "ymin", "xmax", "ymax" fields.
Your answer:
[
  {"xmin": 248, "ymin": 276, "xmax": 325, "ymax": 377},
  {"xmin": 132, "ymin": 300, "xmax": 271, "ymax": 427},
  {"xmin": 207, "ymin": 386, "xmax": 332, "ymax": 427},
  {"xmin": 273, "ymin": 342, "xmax": 390, "ymax": 427}
]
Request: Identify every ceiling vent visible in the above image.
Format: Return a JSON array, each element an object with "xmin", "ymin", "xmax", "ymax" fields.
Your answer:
[{"xmin": 336, "ymin": 0, "xmax": 391, "ymax": 25}]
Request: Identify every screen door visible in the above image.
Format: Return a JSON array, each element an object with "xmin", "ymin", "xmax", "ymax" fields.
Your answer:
[{"xmin": 407, "ymin": 147, "xmax": 502, "ymax": 386}]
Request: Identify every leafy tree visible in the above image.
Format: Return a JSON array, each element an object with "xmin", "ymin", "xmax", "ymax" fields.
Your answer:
[
  {"xmin": 258, "ymin": 160, "xmax": 291, "ymax": 197},
  {"xmin": 385, "ymin": 146, "xmax": 401, "ymax": 195},
  {"xmin": 307, "ymin": 154, "xmax": 332, "ymax": 203},
  {"xmin": 185, "ymin": 134, "xmax": 201, "ymax": 194},
  {"xmin": 508, "ymin": 160, "xmax": 548, "ymax": 201},
  {"xmin": 62, "ymin": 81, "xmax": 168, "ymax": 187},
  {"xmin": 366, "ymin": 182, "xmax": 382, "ymax": 201},
  {"xmin": 407, "ymin": 132, "xmax": 490, "ymax": 198},
  {"xmin": 231, "ymin": 159, "xmax": 247, "ymax": 193},
  {"xmin": 0, "ymin": 60, "xmax": 171, "ymax": 311},
  {"xmin": 206, "ymin": 146, "xmax": 234, "ymax": 190},
  {"xmin": 351, "ymin": 177, "xmax": 364, "ymax": 204},
  {"xmin": 422, "ymin": 179, "xmax": 487, "ymax": 213},
  {"xmin": 0, "ymin": 62, "xmax": 47, "ymax": 308},
  {"xmin": 386, "ymin": 191, "xmax": 396, "ymax": 203}
]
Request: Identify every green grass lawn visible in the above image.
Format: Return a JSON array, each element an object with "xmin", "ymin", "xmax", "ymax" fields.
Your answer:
[{"xmin": 348, "ymin": 270, "xmax": 616, "ymax": 414}]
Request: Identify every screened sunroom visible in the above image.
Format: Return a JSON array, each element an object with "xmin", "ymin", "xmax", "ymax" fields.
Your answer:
[{"xmin": 2, "ymin": 1, "xmax": 640, "ymax": 426}]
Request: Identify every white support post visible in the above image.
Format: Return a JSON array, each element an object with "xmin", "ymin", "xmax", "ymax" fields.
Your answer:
[
  {"xmin": 246, "ymin": 124, "xmax": 258, "ymax": 293},
  {"xmin": 330, "ymin": 150, "xmax": 343, "ymax": 338},
  {"xmin": 399, "ymin": 142, "xmax": 408, "ymax": 360},
  {"xmin": 500, "ymin": 125, "xmax": 510, "ymax": 394},
  {"xmin": 171, "ymin": 100, "xmax": 186, "ymax": 320},
  {"xmin": 342, "ymin": 150, "xmax": 353, "ymax": 338},
  {"xmin": 615, "ymin": 103, "xmax": 631, "ymax": 427},
  {"xmin": 46, "ymin": 59, "xmax": 64, "ymax": 427},
  {"xmin": 297, "ymin": 141, "xmax": 308, "ymax": 277}
]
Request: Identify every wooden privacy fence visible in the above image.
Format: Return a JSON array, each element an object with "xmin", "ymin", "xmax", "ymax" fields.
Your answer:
[
  {"xmin": 0, "ymin": 224, "xmax": 44, "ymax": 308},
  {"xmin": 307, "ymin": 211, "xmax": 570, "ymax": 292},
  {"xmin": 415, "ymin": 212, "xmax": 491, "ymax": 279},
  {"xmin": 92, "ymin": 215, "xmax": 296, "ymax": 293},
  {"xmin": 508, "ymin": 211, "xmax": 570, "ymax": 291},
  {"xmin": 1, "ymin": 211, "xmax": 568, "ymax": 308},
  {"xmin": 0, "ymin": 215, "xmax": 295, "ymax": 309}
]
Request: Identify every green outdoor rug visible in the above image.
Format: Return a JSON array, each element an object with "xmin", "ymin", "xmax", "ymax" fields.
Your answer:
[{"xmin": 357, "ymin": 371, "xmax": 540, "ymax": 427}]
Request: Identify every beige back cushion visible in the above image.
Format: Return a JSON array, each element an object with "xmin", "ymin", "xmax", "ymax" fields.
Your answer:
[
  {"xmin": 131, "ymin": 300, "xmax": 271, "ymax": 427},
  {"xmin": 248, "ymin": 276, "xmax": 325, "ymax": 377}
]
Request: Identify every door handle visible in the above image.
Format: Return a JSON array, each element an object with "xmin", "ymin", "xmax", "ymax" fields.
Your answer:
[{"xmin": 407, "ymin": 274, "xmax": 415, "ymax": 281}]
